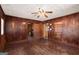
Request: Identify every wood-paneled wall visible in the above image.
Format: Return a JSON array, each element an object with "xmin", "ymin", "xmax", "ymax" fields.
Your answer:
[
  {"xmin": 1, "ymin": 4, "xmax": 79, "ymax": 51},
  {"xmin": 5, "ymin": 15, "xmax": 43, "ymax": 42},
  {"xmin": 46, "ymin": 13, "xmax": 79, "ymax": 46},
  {"xmin": 0, "ymin": 5, "xmax": 6, "ymax": 51},
  {"xmin": 5, "ymin": 12, "xmax": 79, "ymax": 46}
]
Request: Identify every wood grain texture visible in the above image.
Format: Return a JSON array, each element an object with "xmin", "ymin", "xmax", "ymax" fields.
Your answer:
[
  {"xmin": 47, "ymin": 13, "xmax": 79, "ymax": 48},
  {"xmin": 0, "ymin": 5, "xmax": 6, "ymax": 51},
  {"xmin": 5, "ymin": 15, "xmax": 43, "ymax": 42},
  {"xmin": 4, "ymin": 12, "xmax": 79, "ymax": 55},
  {"xmin": 5, "ymin": 39, "xmax": 79, "ymax": 55},
  {"xmin": 1, "ymin": 5, "xmax": 79, "ymax": 54}
]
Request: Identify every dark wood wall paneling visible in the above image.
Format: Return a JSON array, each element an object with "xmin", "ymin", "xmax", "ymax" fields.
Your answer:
[
  {"xmin": 46, "ymin": 13, "xmax": 79, "ymax": 47},
  {"xmin": 5, "ymin": 13, "xmax": 79, "ymax": 46},
  {"xmin": 0, "ymin": 5, "xmax": 6, "ymax": 51},
  {"xmin": 5, "ymin": 15, "xmax": 43, "ymax": 42},
  {"xmin": 1, "ymin": 4, "xmax": 79, "ymax": 51}
]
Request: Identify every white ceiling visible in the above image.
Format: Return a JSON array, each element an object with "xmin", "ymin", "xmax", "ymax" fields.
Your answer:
[{"xmin": 1, "ymin": 4, "xmax": 79, "ymax": 21}]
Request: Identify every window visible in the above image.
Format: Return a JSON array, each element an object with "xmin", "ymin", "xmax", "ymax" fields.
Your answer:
[{"xmin": 1, "ymin": 18, "xmax": 4, "ymax": 35}]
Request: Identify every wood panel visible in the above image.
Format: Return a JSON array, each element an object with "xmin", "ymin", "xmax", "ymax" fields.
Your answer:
[
  {"xmin": 0, "ymin": 36, "xmax": 6, "ymax": 51},
  {"xmin": 33, "ymin": 23, "xmax": 43, "ymax": 39},
  {"xmin": 47, "ymin": 13, "xmax": 79, "ymax": 47},
  {"xmin": 5, "ymin": 15, "xmax": 43, "ymax": 42},
  {"xmin": 0, "ymin": 5, "xmax": 6, "ymax": 51}
]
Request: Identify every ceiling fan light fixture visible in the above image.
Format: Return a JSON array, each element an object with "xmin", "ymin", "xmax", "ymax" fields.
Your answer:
[{"xmin": 32, "ymin": 8, "xmax": 53, "ymax": 18}]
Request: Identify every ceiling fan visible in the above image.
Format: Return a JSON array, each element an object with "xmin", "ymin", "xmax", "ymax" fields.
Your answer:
[{"xmin": 32, "ymin": 8, "xmax": 53, "ymax": 18}]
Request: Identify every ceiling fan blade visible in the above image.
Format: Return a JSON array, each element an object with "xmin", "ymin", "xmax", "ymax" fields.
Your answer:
[
  {"xmin": 46, "ymin": 11, "xmax": 53, "ymax": 13},
  {"xmin": 39, "ymin": 8, "xmax": 41, "ymax": 10},
  {"xmin": 44, "ymin": 13, "xmax": 48, "ymax": 18},
  {"xmin": 39, "ymin": 8, "xmax": 41, "ymax": 12},
  {"xmin": 34, "ymin": 14, "xmax": 37, "ymax": 16},
  {"xmin": 32, "ymin": 12, "xmax": 38, "ymax": 14},
  {"xmin": 37, "ymin": 15, "xmax": 40, "ymax": 18},
  {"xmin": 42, "ymin": 9, "xmax": 44, "ymax": 12}
]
